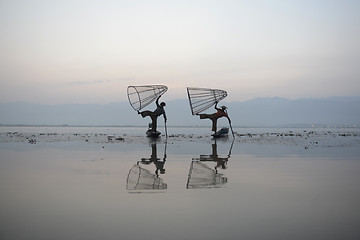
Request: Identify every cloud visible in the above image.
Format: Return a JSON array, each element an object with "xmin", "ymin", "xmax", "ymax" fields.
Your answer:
[
  {"xmin": 116, "ymin": 78, "xmax": 136, "ymax": 81},
  {"xmin": 67, "ymin": 80, "xmax": 109, "ymax": 85},
  {"xmin": 67, "ymin": 78, "xmax": 136, "ymax": 85}
]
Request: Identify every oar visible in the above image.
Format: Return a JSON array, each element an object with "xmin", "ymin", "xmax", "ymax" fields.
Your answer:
[
  {"xmin": 164, "ymin": 139, "xmax": 168, "ymax": 160},
  {"xmin": 164, "ymin": 120, "xmax": 168, "ymax": 139},
  {"xmin": 229, "ymin": 120, "xmax": 235, "ymax": 138},
  {"xmin": 226, "ymin": 110, "xmax": 235, "ymax": 138}
]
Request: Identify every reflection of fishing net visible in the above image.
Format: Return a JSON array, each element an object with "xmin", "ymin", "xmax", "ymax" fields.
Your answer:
[
  {"xmin": 127, "ymin": 85, "xmax": 168, "ymax": 111},
  {"xmin": 126, "ymin": 164, "xmax": 167, "ymax": 191},
  {"xmin": 186, "ymin": 161, "xmax": 227, "ymax": 189},
  {"xmin": 187, "ymin": 87, "xmax": 227, "ymax": 115}
]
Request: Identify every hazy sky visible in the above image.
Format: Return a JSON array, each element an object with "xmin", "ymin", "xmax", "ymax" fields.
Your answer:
[{"xmin": 1, "ymin": 0, "xmax": 359, "ymax": 104}]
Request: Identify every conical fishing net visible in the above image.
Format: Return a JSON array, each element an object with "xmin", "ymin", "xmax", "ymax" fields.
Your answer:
[
  {"xmin": 186, "ymin": 161, "xmax": 227, "ymax": 189},
  {"xmin": 127, "ymin": 85, "xmax": 168, "ymax": 111},
  {"xmin": 126, "ymin": 164, "xmax": 167, "ymax": 191},
  {"xmin": 187, "ymin": 87, "xmax": 227, "ymax": 115}
]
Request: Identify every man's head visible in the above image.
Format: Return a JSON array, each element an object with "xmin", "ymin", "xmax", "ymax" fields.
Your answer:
[{"xmin": 160, "ymin": 102, "xmax": 166, "ymax": 107}]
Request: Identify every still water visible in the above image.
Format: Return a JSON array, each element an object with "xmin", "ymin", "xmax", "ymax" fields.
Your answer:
[{"xmin": 1, "ymin": 128, "xmax": 360, "ymax": 240}]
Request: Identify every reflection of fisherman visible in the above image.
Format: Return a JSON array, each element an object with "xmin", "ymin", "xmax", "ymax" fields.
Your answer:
[
  {"xmin": 198, "ymin": 101, "xmax": 231, "ymax": 133},
  {"xmin": 141, "ymin": 143, "xmax": 167, "ymax": 177},
  {"xmin": 187, "ymin": 141, "xmax": 230, "ymax": 189},
  {"xmin": 141, "ymin": 144, "xmax": 159, "ymax": 163},
  {"xmin": 154, "ymin": 155, "xmax": 166, "ymax": 177},
  {"xmin": 197, "ymin": 143, "xmax": 229, "ymax": 170},
  {"xmin": 138, "ymin": 96, "xmax": 167, "ymax": 132},
  {"xmin": 211, "ymin": 143, "xmax": 228, "ymax": 170}
]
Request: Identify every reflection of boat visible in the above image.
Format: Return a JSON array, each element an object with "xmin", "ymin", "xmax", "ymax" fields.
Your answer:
[
  {"xmin": 186, "ymin": 161, "xmax": 227, "ymax": 189},
  {"xmin": 126, "ymin": 163, "xmax": 167, "ymax": 191}
]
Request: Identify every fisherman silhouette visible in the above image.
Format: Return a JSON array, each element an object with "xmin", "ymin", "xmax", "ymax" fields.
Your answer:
[
  {"xmin": 198, "ymin": 101, "xmax": 231, "ymax": 133},
  {"xmin": 138, "ymin": 95, "xmax": 167, "ymax": 133}
]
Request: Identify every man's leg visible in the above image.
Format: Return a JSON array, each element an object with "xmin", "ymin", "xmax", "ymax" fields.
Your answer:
[
  {"xmin": 140, "ymin": 110, "xmax": 152, "ymax": 118},
  {"xmin": 151, "ymin": 116, "xmax": 158, "ymax": 132},
  {"xmin": 211, "ymin": 118, "xmax": 217, "ymax": 132}
]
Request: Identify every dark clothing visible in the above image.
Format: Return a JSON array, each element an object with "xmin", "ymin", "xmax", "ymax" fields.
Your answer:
[
  {"xmin": 154, "ymin": 105, "xmax": 166, "ymax": 117},
  {"xmin": 140, "ymin": 110, "xmax": 160, "ymax": 132},
  {"xmin": 139, "ymin": 97, "xmax": 166, "ymax": 132}
]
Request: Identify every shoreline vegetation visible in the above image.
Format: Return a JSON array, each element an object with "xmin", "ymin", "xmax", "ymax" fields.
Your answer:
[
  {"xmin": 1, "ymin": 126, "xmax": 359, "ymax": 149},
  {"xmin": 0, "ymin": 124, "xmax": 358, "ymax": 128}
]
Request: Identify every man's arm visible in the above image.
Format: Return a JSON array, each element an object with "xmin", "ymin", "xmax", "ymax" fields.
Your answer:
[
  {"xmin": 163, "ymin": 111, "xmax": 167, "ymax": 122},
  {"xmin": 214, "ymin": 101, "xmax": 219, "ymax": 110},
  {"xmin": 156, "ymin": 96, "xmax": 161, "ymax": 107},
  {"xmin": 225, "ymin": 109, "xmax": 231, "ymax": 122}
]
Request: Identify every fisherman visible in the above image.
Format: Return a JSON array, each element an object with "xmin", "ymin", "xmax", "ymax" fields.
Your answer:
[
  {"xmin": 198, "ymin": 101, "xmax": 231, "ymax": 133},
  {"xmin": 138, "ymin": 95, "xmax": 167, "ymax": 132}
]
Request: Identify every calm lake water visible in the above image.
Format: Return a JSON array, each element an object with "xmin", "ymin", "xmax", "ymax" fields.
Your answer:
[{"xmin": 0, "ymin": 127, "xmax": 360, "ymax": 240}]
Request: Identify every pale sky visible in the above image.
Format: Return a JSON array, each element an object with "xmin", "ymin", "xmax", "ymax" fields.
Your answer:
[{"xmin": 1, "ymin": 0, "xmax": 359, "ymax": 104}]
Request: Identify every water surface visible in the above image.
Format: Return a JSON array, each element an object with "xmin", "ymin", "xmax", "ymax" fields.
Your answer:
[{"xmin": 1, "ymin": 127, "xmax": 359, "ymax": 240}]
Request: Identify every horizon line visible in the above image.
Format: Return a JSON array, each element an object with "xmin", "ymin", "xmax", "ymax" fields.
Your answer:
[
  {"xmin": 1, "ymin": 95, "xmax": 360, "ymax": 106},
  {"xmin": 0, "ymin": 124, "xmax": 358, "ymax": 128}
]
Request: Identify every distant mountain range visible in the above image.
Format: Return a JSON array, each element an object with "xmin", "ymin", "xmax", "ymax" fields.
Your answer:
[{"xmin": 1, "ymin": 96, "xmax": 359, "ymax": 127}]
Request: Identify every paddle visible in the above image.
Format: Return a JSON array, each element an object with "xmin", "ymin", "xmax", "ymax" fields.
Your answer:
[
  {"xmin": 164, "ymin": 119, "xmax": 168, "ymax": 139},
  {"xmin": 226, "ymin": 110, "xmax": 235, "ymax": 138}
]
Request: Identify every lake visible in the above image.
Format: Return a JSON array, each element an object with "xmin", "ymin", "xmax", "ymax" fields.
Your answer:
[{"xmin": 0, "ymin": 126, "xmax": 359, "ymax": 239}]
